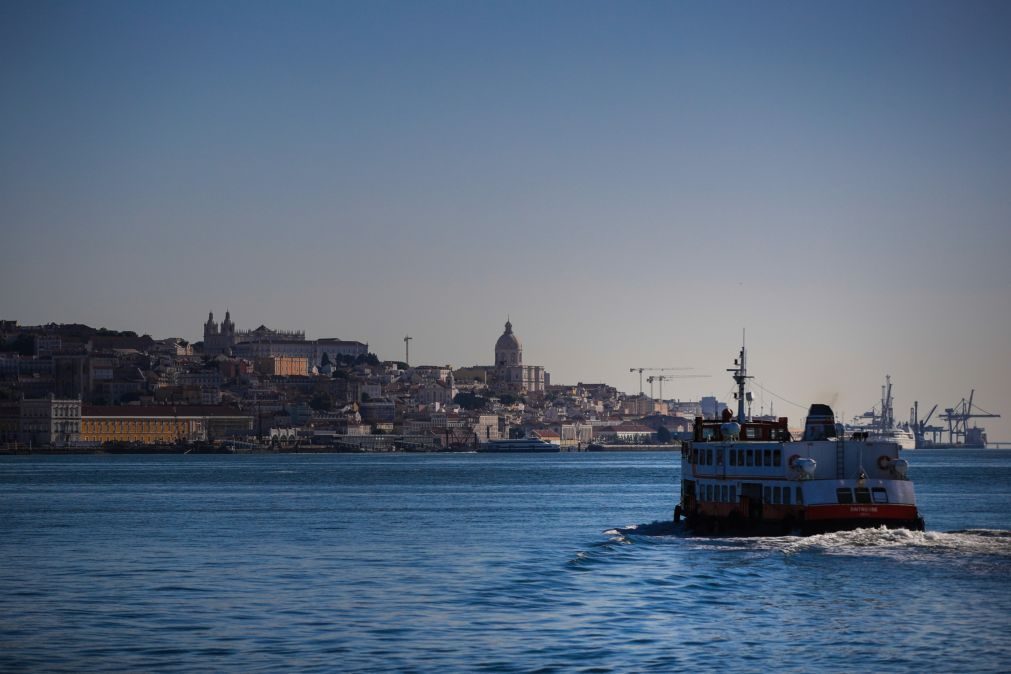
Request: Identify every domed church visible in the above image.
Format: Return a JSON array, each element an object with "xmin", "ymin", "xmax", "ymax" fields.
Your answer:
[{"xmin": 492, "ymin": 318, "xmax": 548, "ymax": 394}]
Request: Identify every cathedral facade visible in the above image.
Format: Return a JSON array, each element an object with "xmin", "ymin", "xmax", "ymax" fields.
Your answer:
[
  {"xmin": 492, "ymin": 319, "xmax": 548, "ymax": 394},
  {"xmin": 202, "ymin": 311, "xmax": 236, "ymax": 355}
]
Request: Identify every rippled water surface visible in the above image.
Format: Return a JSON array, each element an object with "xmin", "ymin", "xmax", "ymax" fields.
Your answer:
[{"xmin": 2, "ymin": 449, "xmax": 1009, "ymax": 672}]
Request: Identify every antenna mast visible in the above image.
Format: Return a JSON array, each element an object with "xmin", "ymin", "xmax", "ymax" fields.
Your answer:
[{"xmin": 727, "ymin": 332, "xmax": 753, "ymax": 423}]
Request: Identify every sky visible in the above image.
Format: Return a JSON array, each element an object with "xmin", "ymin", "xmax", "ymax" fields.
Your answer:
[{"xmin": 2, "ymin": 1, "xmax": 1010, "ymax": 439}]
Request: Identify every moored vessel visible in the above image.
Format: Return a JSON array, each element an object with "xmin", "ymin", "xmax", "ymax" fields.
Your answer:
[
  {"xmin": 677, "ymin": 345, "xmax": 924, "ymax": 535},
  {"xmin": 478, "ymin": 438, "xmax": 559, "ymax": 453}
]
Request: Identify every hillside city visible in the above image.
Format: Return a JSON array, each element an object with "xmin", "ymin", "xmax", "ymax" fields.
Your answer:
[{"xmin": 1, "ymin": 313, "xmax": 732, "ymax": 452}]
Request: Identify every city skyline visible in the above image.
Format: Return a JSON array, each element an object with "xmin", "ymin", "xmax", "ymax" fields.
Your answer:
[{"xmin": 3, "ymin": 1, "xmax": 1010, "ymax": 439}]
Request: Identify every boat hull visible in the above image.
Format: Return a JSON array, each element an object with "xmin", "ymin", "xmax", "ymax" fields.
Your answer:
[{"xmin": 683, "ymin": 505, "xmax": 924, "ymax": 537}]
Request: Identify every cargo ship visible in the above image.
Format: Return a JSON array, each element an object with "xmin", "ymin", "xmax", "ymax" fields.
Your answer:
[{"xmin": 676, "ymin": 345, "xmax": 924, "ymax": 535}]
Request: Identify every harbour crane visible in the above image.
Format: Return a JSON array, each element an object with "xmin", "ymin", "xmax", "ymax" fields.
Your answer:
[
  {"xmin": 629, "ymin": 367, "xmax": 691, "ymax": 396},
  {"xmin": 646, "ymin": 373, "xmax": 711, "ymax": 401},
  {"xmin": 939, "ymin": 390, "xmax": 1000, "ymax": 446},
  {"xmin": 911, "ymin": 401, "xmax": 941, "ymax": 447}
]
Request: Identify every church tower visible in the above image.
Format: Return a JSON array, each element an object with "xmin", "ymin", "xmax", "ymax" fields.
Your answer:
[
  {"xmin": 204, "ymin": 311, "xmax": 219, "ymax": 341},
  {"xmin": 221, "ymin": 310, "xmax": 235, "ymax": 336}
]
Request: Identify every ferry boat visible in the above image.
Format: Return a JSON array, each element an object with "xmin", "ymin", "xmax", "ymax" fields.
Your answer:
[
  {"xmin": 676, "ymin": 346, "xmax": 925, "ymax": 535},
  {"xmin": 478, "ymin": 438, "xmax": 559, "ymax": 453}
]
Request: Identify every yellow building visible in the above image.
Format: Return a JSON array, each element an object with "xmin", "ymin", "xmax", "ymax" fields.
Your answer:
[
  {"xmin": 255, "ymin": 356, "xmax": 308, "ymax": 377},
  {"xmin": 81, "ymin": 405, "xmax": 252, "ymax": 444}
]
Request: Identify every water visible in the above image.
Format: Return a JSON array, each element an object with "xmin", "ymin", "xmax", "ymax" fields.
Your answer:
[{"xmin": 1, "ymin": 449, "xmax": 1009, "ymax": 672}]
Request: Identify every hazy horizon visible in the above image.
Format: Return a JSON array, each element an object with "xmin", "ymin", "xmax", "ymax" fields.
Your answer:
[{"xmin": 3, "ymin": 1, "xmax": 1009, "ymax": 438}]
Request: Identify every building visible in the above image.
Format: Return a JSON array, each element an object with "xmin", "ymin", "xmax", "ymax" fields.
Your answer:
[
  {"xmin": 234, "ymin": 339, "xmax": 369, "ymax": 374},
  {"xmin": 18, "ymin": 396, "xmax": 81, "ymax": 446},
  {"xmin": 80, "ymin": 405, "xmax": 253, "ymax": 444},
  {"xmin": 202, "ymin": 310, "xmax": 305, "ymax": 356},
  {"xmin": 473, "ymin": 414, "xmax": 501, "ymax": 442},
  {"xmin": 255, "ymin": 356, "xmax": 308, "ymax": 377},
  {"xmin": 491, "ymin": 319, "xmax": 548, "ymax": 394}
]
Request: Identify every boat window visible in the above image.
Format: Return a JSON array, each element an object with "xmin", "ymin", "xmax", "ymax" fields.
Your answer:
[
  {"xmin": 773, "ymin": 486, "xmax": 781, "ymax": 504},
  {"xmin": 796, "ymin": 487, "xmax": 804, "ymax": 504},
  {"xmin": 782, "ymin": 487, "xmax": 791, "ymax": 505},
  {"xmin": 730, "ymin": 485, "xmax": 737, "ymax": 502},
  {"xmin": 836, "ymin": 488, "xmax": 854, "ymax": 504},
  {"xmin": 717, "ymin": 449, "xmax": 724, "ymax": 466},
  {"xmin": 872, "ymin": 487, "xmax": 888, "ymax": 504},
  {"xmin": 721, "ymin": 485, "xmax": 728, "ymax": 502},
  {"xmin": 707, "ymin": 484, "xmax": 714, "ymax": 501},
  {"xmin": 703, "ymin": 427, "xmax": 715, "ymax": 441},
  {"xmin": 746, "ymin": 450, "xmax": 754, "ymax": 467},
  {"xmin": 706, "ymin": 449, "xmax": 713, "ymax": 466},
  {"xmin": 746, "ymin": 426, "xmax": 759, "ymax": 439},
  {"xmin": 764, "ymin": 486, "xmax": 771, "ymax": 503},
  {"xmin": 773, "ymin": 450, "xmax": 782, "ymax": 467},
  {"xmin": 763, "ymin": 449, "xmax": 772, "ymax": 466},
  {"xmin": 855, "ymin": 487, "xmax": 872, "ymax": 504},
  {"xmin": 730, "ymin": 450, "xmax": 737, "ymax": 467}
]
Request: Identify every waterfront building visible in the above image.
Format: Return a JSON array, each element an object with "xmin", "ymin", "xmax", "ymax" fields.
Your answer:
[
  {"xmin": 18, "ymin": 396, "xmax": 81, "ymax": 447},
  {"xmin": 473, "ymin": 414, "xmax": 501, "ymax": 442},
  {"xmin": 80, "ymin": 405, "xmax": 253, "ymax": 444},
  {"xmin": 0, "ymin": 401, "xmax": 18, "ymax": 442}
]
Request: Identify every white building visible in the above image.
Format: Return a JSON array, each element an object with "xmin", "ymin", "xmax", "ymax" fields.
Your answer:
[{"xmin": 19, "ymin": 396, "xmax": 81, "ymax": 446}]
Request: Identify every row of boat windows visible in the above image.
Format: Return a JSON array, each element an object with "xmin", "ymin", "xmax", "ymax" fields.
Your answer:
[
  {"xmin": 691, "ymin": 447, "xmax": 783, "ymax": 468},
  {"xmin": 699, "ymin": 483, "xmax": 804, "ymax": 505},
  {"xmin": 837, "ymin": 487, "xmax": 889, "ymax": 504}
]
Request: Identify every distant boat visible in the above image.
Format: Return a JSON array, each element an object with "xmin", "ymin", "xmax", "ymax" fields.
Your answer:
[
  {"xmin": 478, "ymin": 438, "xmax": 559, "ymax": 453},
  {"xmin": 852, "ymin": 426, "xmax": 917, "ymax": 451},
  {"xmin": 847, "ymin": 375, "xmax": 917, "ymax": 450}
]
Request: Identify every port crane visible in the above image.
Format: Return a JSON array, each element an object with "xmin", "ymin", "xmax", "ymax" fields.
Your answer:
[
  {"xmin": 629, "ymin": 367, "xmax": 691, "ymax": 396},
  {"xmin": 646, "ymin": 373, "xmax": 710, "ymax": 401},
  {"xmin": 910, "ymin": 401, "xmax": 943, "ymax": 447},
  {"xmin": 939, "ymin": 390, "xmax": 1000, "ymax": 446}
]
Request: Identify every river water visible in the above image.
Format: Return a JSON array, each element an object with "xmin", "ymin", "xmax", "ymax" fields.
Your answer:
[{"xmin": 1, "ymin": 449, "xmax": 1009, "ymax": 672}]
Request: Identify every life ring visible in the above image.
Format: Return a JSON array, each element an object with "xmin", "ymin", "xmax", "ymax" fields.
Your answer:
[
  {"xmin": 788, "ymin": 454, "xmax": 801, "ymax": 468},
  {"xmin": 877, "ymin": 455, "xmax": 892, "ymax": 470}
]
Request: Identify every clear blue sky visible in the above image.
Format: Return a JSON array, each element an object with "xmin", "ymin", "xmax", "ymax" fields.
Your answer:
[{"xmin": 2, "ymin": 1, "xmax": 1010, "ymax": 437}]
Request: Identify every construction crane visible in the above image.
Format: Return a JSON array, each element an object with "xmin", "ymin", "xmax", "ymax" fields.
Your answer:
[
  {"xmin": 646, "ymin": 373, "xmax": 710, "ymax": 401},
  {"xmin": 939, "ymin": 390, "xmax": 1000, "ymax": 446},
  {"xmin": 629, "ymin": 367, "xmax": 692, "ymax": 396}
]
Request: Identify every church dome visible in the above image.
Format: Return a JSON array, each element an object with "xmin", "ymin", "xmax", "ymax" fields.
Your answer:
[{"xmin": 495, "ymin": 319, "xmax": 521, "ymax": 352}]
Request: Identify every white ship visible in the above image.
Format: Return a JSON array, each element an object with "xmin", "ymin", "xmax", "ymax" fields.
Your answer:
[
  {"xmin": 676, "ymin": 345, "xmax": 924, "ymax": 536},
  {"xmin": 848, "ymin": 376, "xmax": 916, "ymax": 450}
]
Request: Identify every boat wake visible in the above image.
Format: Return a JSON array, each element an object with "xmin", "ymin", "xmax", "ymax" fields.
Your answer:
[
  {"xmin": 771, "ymin": 527, "xmax": 1011, "ymax": 558},
  {"xmin": 601, "ymin": 523, "xmax": 1011, "ymax": 564},
  {"xmin": 602, "ymin": 520, "xmax": 686, "ymax": 540}
]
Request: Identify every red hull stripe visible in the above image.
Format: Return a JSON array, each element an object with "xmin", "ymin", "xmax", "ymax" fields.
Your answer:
[{"xmin": 805, "ymin": 504, "xmax": 917, "ymax": 521}]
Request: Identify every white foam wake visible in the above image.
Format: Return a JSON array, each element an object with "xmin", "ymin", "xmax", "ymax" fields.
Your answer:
[{"xmin": 770, "ymin": 527, "xmax": 1011, "ymax": 558}]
